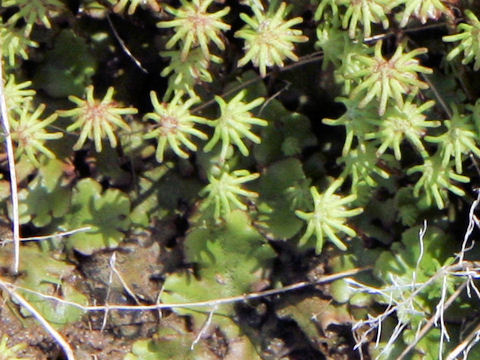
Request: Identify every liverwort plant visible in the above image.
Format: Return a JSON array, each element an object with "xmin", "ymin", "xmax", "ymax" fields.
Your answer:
[
  {"xmin": 397, "ymin": 0, "xmax": 453, "ymax": 27},
  {"xmin": 3, "ymin": 0, "xmax": 65, "ymax": 35},
  {"xmin": 315, "ymin": 21, "xmax": 349, "ymax": 70},
  {"xmin": 314, "ymin": 0, "xmax": 390, "ymax": 39},
  {"xmin": 341, "ymin": 0, "xmax": 390, "ymax": 39},
  {"xmin": 366, "ymin": 98, "xmax": 439, "ymax": 160},
  {"xmin": 314, "ymin": 0, "xmax": 339, "ymax": 21},
  {"xmin": 338, "ymin": 143, "xmax": 390, "ymax": 192},
  {"xmin": 112, "ymin": 0, "xmax": 160, "ymax": 15},
  {"xmin": 443, "ymin": 10, "xmax": 480, "ymax": 71},
  {"xmin": 58, "ymin": 85, "xmax": 137, "ymax": 152},
  {"xmin": 425, "ymin": 104, "xmax": 480, "ymax": 173},
  {"xmin": 4, "ymin": 75, "xmax": 35, "ymax": 113},
  {"xmin": 349, "ymin": 40, "xmax": 432, "ymax": 116},
  {"xmin": 204, "ymin": 90, "xmax": 267, "ymax": 160},
  {"xmin": 0, "ymin": 21, "xmax": 38, "ymax": 67},
  {"xmin": 407, "ymin": 153, "xmax": 469, "ymax": 209},
  {"xmin": 161, "ymin": 48, "xmax": 222, "ymax": 100},
  {"xmin": 10, "ymin": 104, "xmax": 62, "ymax": 166},
  {"xmin": 334, "ymin": 40, "xmax": 373, "ymax": 95},
  {"xmin": 143, "ymin": 91, "xmax": 207, "ymax": 162},
  {"xmin": 295, "ymin": 180, "xmax": 363, "ymax": 253},
  {"xmin": 322, "ymin": 97, "xmax": 378, "ymax": 156},
  {"xmin": 235, "ymin": 2, "xmax": 308, "ymax": 77},
  {"xmin": 200, "ymin": 168, "xmax": 260, "ymax": 221},
  {"xmin": 158, "ymin": 0, "xmax": 231, "ymax": 61}
]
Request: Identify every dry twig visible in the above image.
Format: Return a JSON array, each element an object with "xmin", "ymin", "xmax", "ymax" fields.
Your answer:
[
  {"xmin": 0, "ymin": 279, "xmax": 75, "ymax": 360},
  {"xmin": 0, "ymin": 56, "xmax": 20, "ymax": 273},
  {"xmin": 0, "ymin": 267, "xmax": 369, "ymax": 312}
]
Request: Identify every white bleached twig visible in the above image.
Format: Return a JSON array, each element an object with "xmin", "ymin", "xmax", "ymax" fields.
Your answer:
[
  {"xmin": 0, "ymin": 56, "xmax": 20, "ymax": 273},
  {"xmin": 0, "ymin": 279, "xmax": 75, "ymax": 360}
]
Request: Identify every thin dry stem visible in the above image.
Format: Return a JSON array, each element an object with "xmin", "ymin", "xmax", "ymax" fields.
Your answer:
[
  {"xmin": 0, "ymin": 267, "xmax": 369, "ymax": 312},
  {"xmin": 0, "ymin": 279, "xmax": 75, "ymax": 360},
  {"xmin": 436, "ymin": 275, "xmax": 450, "ymax": 360},
  {"xmin": 107, "ymin": 14, "xmax": 147, "ymax": 74},
  {"xmin": 458, "ymin": 189, "xmax": 480, "ymax": 263},
  {"xmin": 0, "ymin": 57, "xmax": 20, "ymax": 273},
  {"xmin": 101, "ymin": 253, "xmax": 115, "ymax": 332},
  {"xmin": 446, "ymin": 321, "xmax": 480, "ymax": 360},
  {"xmin": 396, "ymin": 281, "xmax": 468, "ymax": 360},
  {"xmin": 109, "ymin": 252, "xmax": 140, "ymax": 304},
  {"xmin": 191, "ymin": 306, "xmax": 216, "ymax": 350},
  {"xmin": 0, "ymin": 226, "xmax": 92, "ymax": 245},
  {"xmin": 412, "ymin": 220, "xmax": 427, "ymax": 290}
]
